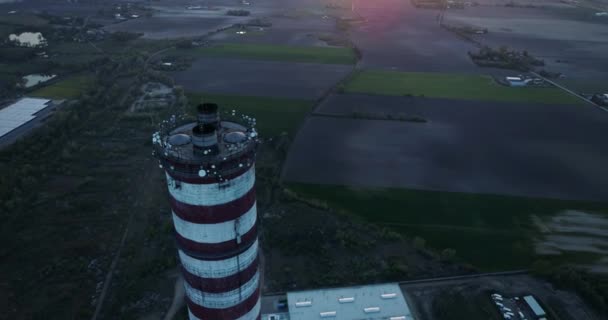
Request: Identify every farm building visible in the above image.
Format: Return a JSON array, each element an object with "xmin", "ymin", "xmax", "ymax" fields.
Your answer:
[{"xmin": 505, "ymin": 76, "xmax": 531, "ymax": 87}]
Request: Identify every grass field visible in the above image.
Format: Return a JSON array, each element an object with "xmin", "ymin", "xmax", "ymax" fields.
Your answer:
[
  {"xmin": 174, "ymin": 43, "xmax": 357, "ymax": 65},
  {"xmin": 288, "ymin": 183, "xmax": 608, "ymax": 271},
  {"xmin": 0, "ymin": 13, "xmax": 48, "ymax": 26},
  {"xmin": 0, "ymin": 63, "xmax": 42, "ymax": 75},
  {"xmin": 344, "ymin": 70, "xmax": 583, "ymax": 105},
  {"xmin": 187, "ymin": 92, "xmax": 313, "ymax": 137},
  {"xmin": 0, "ymin": 24, "xmax": 16, "ymax": 38},
  {"xmin": 30, "ymin": 75, "xmax": 93, "ymax": 99}
]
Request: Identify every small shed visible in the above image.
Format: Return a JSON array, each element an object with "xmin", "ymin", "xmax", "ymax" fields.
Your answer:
[{"xmin": 505, "ymin": 76, "xmax": 531, "ymax": 87}]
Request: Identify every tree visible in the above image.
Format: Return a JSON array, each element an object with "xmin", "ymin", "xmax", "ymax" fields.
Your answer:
[
  {"xmin": 111, "ymin": 31, "xmax": 141, "ymax": 42},
  {"xmin": 413, "ymin": 236, "xmax": 426, "ymax": 250},
  {"xmin": 440, "ymin": 248, "xmax": 456, "ymax": 262},
  {"xmin": 175, "ymin": 40, "xmax": 193, "ymax": 49}
]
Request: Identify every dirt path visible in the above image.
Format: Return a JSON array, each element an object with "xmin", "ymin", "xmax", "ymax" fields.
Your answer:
[
  {"xmin": 91, "ymin": 158, "xmax": 158, "ymax": 320},
  {"xmin": 90, "ymin": 209, "xmax": 135, "ymax": 320},
  {"xmin": 163, "ymin": 273, "xmax": 185, "ymax": 320}
]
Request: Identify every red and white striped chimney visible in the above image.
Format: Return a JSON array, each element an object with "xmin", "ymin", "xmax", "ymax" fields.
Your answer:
[{"xmin": 154, "ymin": 103, "xmax": 260, "ymax": 320}]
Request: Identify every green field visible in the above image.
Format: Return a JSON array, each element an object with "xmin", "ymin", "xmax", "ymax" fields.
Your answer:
[
  {"xmin": 0, "ymin": 63, "xmax": 43, "ymax": 75},
  {"xmin": 288, "ymin": 183, "xmax": 608, "ymax": 270},
  {"xmin": 187, "ymin": 93, "xmax": 313, "ymax": 137},
  {"xmin": 175, "ymin": 43, "xmax": 357, "ymax": 65},
  {"xmin": 0, "ymin": 24, "xmax": 16, "ymax": 38},
  {"xmin": 0, "ymin": 13, "xmax": 48, "ymax": 26},
  {"xmin": 30, "ymin": 75, "xmax": 93, "ymax": 99},
  {"xmin": 344, "ymin": 70, "xmax": 583, "ymax": 105}
]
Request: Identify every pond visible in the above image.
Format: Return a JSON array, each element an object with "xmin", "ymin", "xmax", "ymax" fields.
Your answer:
[{"xmin": 22, "ymin": 74, "xmax": 56, "ymax": 88}]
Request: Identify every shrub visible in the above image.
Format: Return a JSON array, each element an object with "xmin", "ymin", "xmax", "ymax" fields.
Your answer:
[{"xmin": 227, "ymin": 9, "xmax": 250, "ymax": 16}]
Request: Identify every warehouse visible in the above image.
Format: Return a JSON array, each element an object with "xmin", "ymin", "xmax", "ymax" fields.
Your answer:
[
  {"xmin": 0, "ymin": 97, "xmax": 60, "ymax": 148},
  {"xmin": 262, "ymin": 283, "xmax": 415, "ymax": 320}
]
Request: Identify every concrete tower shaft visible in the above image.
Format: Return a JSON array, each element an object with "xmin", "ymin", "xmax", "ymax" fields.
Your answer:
[{"xmin": 153, "ymin": 104, "xmax": 260, "ymax": 320}]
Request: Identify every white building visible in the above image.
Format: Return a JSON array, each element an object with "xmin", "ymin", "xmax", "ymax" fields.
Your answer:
[
  {"xmin": 0, "ymin": 98, "xmax": 53, "ymax": 138},
  {"xmin": 263, "ymin": 283, "xmax": 415, "ymax": 320}
]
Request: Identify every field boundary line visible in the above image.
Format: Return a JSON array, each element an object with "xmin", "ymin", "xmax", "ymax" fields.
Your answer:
[
  {"xmin": 90, "ymin": 211, "xmax": 134, "ymax": 320},
  {"xmin": 279, "ymin": 54, "xmax": 361, "ymax": 182},
  {"xmin": 377, "ymin": 221, "xmax": 516, "ymax": 234}
]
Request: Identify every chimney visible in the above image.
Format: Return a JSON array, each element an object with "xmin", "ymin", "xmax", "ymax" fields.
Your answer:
[{"xmin": 192, "ymin": 103, "xmax": 219, "ymax": 155}]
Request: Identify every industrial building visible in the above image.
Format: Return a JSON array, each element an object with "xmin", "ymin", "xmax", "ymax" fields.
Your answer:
[
  {"xmin": 0, "ymin": 97, "xmax": 54, "ymax": 138},
  {"xmin": 154, "ymin": 103, "xmax": 260, "ymax": 320},
  {"xmin": 0, "ymin": 97, "xmax": 61, "ymax": 148},
  {"xmin": 261, "ymin": 283, "xmax": 415, "ymax": 320}
]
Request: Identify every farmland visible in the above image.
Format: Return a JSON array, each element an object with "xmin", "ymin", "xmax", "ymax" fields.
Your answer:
[
  {"xmin": 30, "ymin": 75, "xmax": 93, "ymax": 99},
  {"xmin": 173, "ymin": 43, "xmax": 358, "ymax": 64},
  {"xmin": 174, "ymin": 57, "xmax": 353, "ymax": 99},
  {"xmin": 287, "ymin": 183, "xmax": 608, "ymax": 270},
  {"xmin": 344, "ymin": 70, "xmax": 583, "ymax": 105},
  {"xmin": 0, "ymin": 0, "xmax": 607, "ymax": 318},
  {"xmin": 186, "ymin": 92, "xmax": 313, "ymax": 137}
]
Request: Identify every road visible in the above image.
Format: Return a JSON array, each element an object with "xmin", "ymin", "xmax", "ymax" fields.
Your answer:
[{"xmin": 531, "ymin": 71, "xmax": 608, "ymax": 113}]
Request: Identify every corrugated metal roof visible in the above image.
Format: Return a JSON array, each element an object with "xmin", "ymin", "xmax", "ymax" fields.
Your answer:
[
  {"xmin": 523, "ymin": 295, "xmax": 545, "ymax": 317},
  {"xmin": 0, "ymin": 98, "xmax": 51, "ymax": 138},
  {"xmin": 287, "ymin": 283, "xmax": 413, "ymax": 320}
]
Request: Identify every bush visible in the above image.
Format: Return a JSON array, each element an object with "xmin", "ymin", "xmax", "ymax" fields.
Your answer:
[
  {"xmin": 0, "ymin": 47, "xmax": 37, "ymax": 62},
  {"xmin": 440, "ymin": 248, "xmax": 456, "ymax": 262},
  {"xmin": 247, "ymin": 18, "xmax": 272, "ymax": 27},
  {"xmin": 413, "ymin": 237, "xmax": 426, "ymax": 250},
  {"xmin": 175, "ymin": 40, "xmax": 193, "ymax": 49},
  {"xmin": 110, "ymin": 31, "xmax": 142, "ymax": 42},
  {"xmin": 532, "ymin": 263, "xmax": 608, "ymax": 315},
  {"xmin": 226, "ymin": 9, "xmax": 250, "ymax": 16}
]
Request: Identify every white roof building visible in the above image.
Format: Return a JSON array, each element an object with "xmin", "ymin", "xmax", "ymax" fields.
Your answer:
[
  {"xmin": 0, "ymin": 98, "xmax": 52, "ymax": 138},
  {"xmin": 286, "ymin": 283, "xmax": 414, "ymax": 320}
]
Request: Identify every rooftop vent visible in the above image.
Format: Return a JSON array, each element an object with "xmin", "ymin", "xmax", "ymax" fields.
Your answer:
[
  {"xmin": 338, "ymin": 297, "xmax": 355, "ymax": 303},
  {"xmin": 320, "ymin": 311, "xmax": 336, "ymax": 318},
  {"xmin": 364, "ymin": 307, "xmax": 380, "ymax": 313},
  {"xmin": 168, "ymin": 133, "xmax": 191, "ymax": 146},
  {"xmin": 295, "ymin": 301, "xmax": 312, "ymax": 308},
  {"xmin": 224, "ymin": 131, "xmax": 247, "ymax": 144},
  {"xmin": 381, "ymin": 293, "xmax": 397, "ymax": 299},
  {"xmin": 390, "ymin": 317, "xmax": 407, "ymax": 320}
]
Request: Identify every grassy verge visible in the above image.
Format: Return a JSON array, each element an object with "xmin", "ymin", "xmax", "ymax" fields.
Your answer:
[
  {"xmin": 343, "ymin": 70, "xmax": 583, "ymax": 105},
  {"xmin": 187, "ymin": 92, "xmax": 313, "ymax": 137},
  {"xmin": 174, "ymin": 43, "xmax": 357, "ymax": 65},
  {"xmin": 287, "ymin": 183, "xmax": 608, "ymax": 270},
  {"xmin": 433, "ymin": 290, "xmax": 501, "ymax": 320},
  {"xmin": 30, "ymin": 75, "xmax": 94, "ymax": 99}
]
